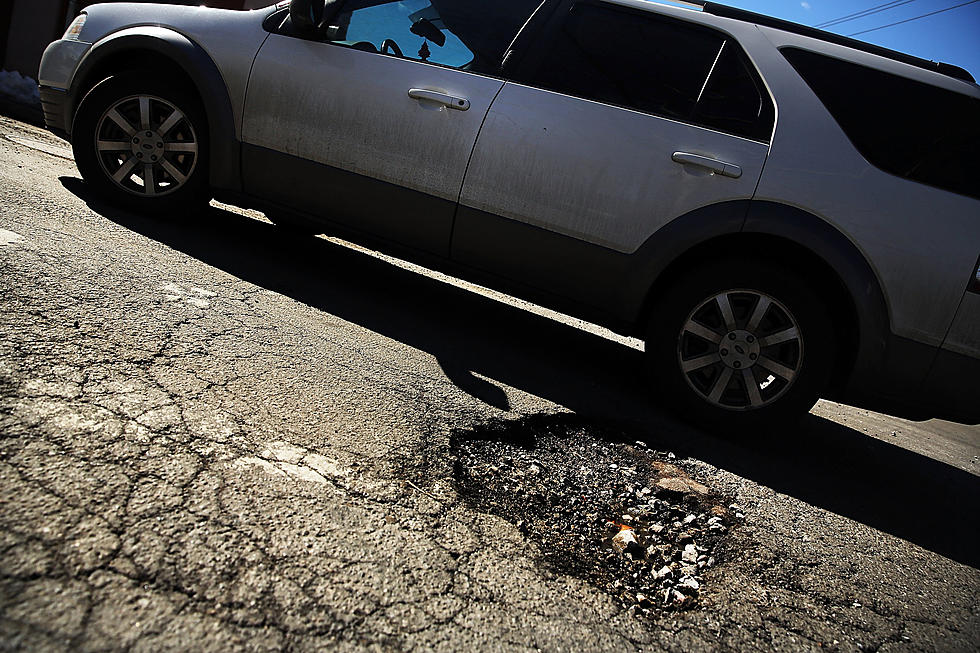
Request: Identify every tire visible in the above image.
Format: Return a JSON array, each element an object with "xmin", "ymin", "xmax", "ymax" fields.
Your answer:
[
  {"xmin": 71, "ymin": 72, "xmax": 209, "ymax": 214},
  {"xmin": 646, "ymin": 258, "xmax": 836, "ymax": 433}
]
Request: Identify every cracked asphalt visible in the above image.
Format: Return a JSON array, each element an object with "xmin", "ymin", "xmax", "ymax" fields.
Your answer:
[{"xmin": 1, "ymin": 115, "xmax": 978, "ymax": 651}]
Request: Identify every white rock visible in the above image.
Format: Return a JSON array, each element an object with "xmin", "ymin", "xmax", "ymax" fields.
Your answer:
[
  {"xmin": 655, "ymin": 565, "xmax": 673, "ymax": 579},
  {"xmin": 681, "ymin": 544, "xmax": 698, "ymax": 564},
  {"xmin": 611, "ymin": 528, "xmax": 639, "ymax": 553},
  {"xmin": 679, "ymin": 577, "xmax": 700, "ymax": 591}
]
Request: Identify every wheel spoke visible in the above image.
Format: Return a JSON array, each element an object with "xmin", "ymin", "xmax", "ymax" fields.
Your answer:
[
  {"xmin": 159, "ymin": 158, "xmax": 187, "ymax": 184},
  {"xmin": 707, "ymin": 366, "xmax": 734, "ymax": 403},
  {"xmin": 138, "ymin": 97, "xmax": 151, "ymax": 130},
  {"xmin": 157, "ymin": 108, "xmax": 184, "ymax": 136},
  {"xmin": 682, "ymin": 319, "xmax": 722, "ymax": 344},
  {"xmin": 163, "ymin": 141, "xmax": 198, "ymax": 153},
  {"xmin": 742, "ymin": 369, "xmax": 763, "ymax": 407},
  {"xmin": 716, "ymin": 293, "xmax": 737, "ymax": 331},
  {"xmin": 746, "ymin": 296, "xmax": 771, "ymax": 332},
  {"xmin": 97, "ymin": 140, "xmax": 131, "ymax": 152},
  {"xmin": 98, "ymin": 94, "xmax": 198, "ymax": 198},
  {"xmin": 759, "ymin": 327, "xmax": 800, "ymax": 348},
  {"xmin": 112, "ymin": 157, "xmax": 139, "ymax": 183},
  {"xmin": 143, "ymin": 164, "xmax": 156, "ymax": 195},
  {"xmin": 681, "ymin": 353, "xmax": 720, "ymax": 373},
  {"xmin": 758, "ymin": 356, "xmax": 797, "ymax": 382},
  {"xmin": 106, "ymin": 109, "xmax": 136, "ymax": 136}
]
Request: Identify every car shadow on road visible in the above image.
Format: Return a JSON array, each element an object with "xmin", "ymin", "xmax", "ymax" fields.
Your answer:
[{"xmin": 62, "ymin": 177, "xmax": 979, "ymax": 568}]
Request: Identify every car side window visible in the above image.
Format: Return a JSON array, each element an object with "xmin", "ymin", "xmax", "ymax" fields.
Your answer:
[
  {"xmin": 326, "ymin": 0, "xmax": 476, "ymax": 68},
  {"xmin": 693, "ymin": 41, "xmax": 775, "ymax": 142},
  {"xmin": 516, "ymin": 2, "xmax": 774, "ymax": 141},
  {"xmin": 782, "ymin": 47, "xmax": 980, "ymax": 200}
]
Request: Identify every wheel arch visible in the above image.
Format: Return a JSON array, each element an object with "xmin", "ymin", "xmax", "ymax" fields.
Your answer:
[
  {"xmin": 635, "ymin": 201, "xmax": 890, "ymax": 396},
  {"xmin": 67, "ymin": 27, "xmax": 240, "ymax": 192}
]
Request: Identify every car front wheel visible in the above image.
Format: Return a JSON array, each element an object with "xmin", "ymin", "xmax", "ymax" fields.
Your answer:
[{"xmin": 71, "ymin": 73, "xmax": 208, "ymax": 213}]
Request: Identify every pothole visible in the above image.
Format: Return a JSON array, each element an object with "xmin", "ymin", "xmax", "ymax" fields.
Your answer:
[{"xmin": 452, "ymin": 414, "xmax": 740, "ymax": 617}]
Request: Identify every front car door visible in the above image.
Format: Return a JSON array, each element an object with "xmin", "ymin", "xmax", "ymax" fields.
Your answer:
[
  {"xmin": 241, "ymin": 0, "xmax": 537, "ymax": 256},
  {"xmin": 453, "ymin": 1, "xmax": 775, "ymax": 316}
]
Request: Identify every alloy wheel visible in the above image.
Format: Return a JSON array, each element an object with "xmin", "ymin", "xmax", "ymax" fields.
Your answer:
[
  {"xmin": 677, "ymin": 289, "xmax": 804, "ymax": 411},
  {"xmin": 94, "ymin": 94, "xmax": 199, "ymax": 197}
]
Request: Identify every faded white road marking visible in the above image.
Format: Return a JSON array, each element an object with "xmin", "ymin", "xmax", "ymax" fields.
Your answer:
[
  {"xmin": 5, "ymin": 135, "xmax": 73, "ymax": 160},
  {"xmin": 0, "ymin": 228, "xmax": 25, "ymax": 246},
  {"xmin": 158, "ymin": 282, "xmax": 214, "ymax": 308}
]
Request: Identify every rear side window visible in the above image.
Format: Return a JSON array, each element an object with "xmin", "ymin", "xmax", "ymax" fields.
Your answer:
[
  {"xmin": 693, "ymin": 41, "xmax": 773, "ymax": 142},
  {"xmin": 515, "ymin": 2, "xmax": 774, "ymax": 141},
  {"xmin": 783, "ymin": 47, "xmax": 980, "ymax": 200}
]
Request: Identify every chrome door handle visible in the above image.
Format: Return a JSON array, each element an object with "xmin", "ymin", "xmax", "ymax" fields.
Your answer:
[
  {"xmin": 408, "ymin": 88, "xmax": 470, "ymax": 111},
  {"xmin": 671, "ymin": 151, "xmax": 742, "ymax": 179}
]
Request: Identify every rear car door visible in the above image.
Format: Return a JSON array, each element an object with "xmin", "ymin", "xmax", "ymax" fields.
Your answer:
[
  {"xmin": 453, "ymin": 1, "xmax": 774, "ymax": 306},
  {"xmin": 241, "ymin": 0, "xmax": 516, "ymax": 257}
]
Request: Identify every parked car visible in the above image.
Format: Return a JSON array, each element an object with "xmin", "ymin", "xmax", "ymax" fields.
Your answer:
[{"xmin": 38, "ymin": 0, "xmax": 980, "ymax": 430}]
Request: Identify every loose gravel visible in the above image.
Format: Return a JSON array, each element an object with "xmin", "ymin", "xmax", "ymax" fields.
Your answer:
[{"xmin": 453, "ymin": 415, "xmax": 738, "ymax": 618}]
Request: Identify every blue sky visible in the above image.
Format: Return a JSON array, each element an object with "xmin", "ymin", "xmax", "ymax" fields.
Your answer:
[{"xmin": 670, "ymin": 0, "xmax": 980, "ymax": 78}]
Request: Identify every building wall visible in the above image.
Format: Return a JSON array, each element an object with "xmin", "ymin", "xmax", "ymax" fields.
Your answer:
[{"xmin": 2, "ymin": 0, "xmax": 66, "ymax": 77}]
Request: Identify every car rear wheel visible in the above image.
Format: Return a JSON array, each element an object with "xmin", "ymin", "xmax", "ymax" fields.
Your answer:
[
  {"xmin": 646, "ymin": 259, "xmax": 835, "ymax": 433},
  {"xmin": 71, "ymin": 73, "xmax": 208, "ymax": 213}
]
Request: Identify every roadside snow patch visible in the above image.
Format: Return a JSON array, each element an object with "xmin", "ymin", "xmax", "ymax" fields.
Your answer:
[{"xmin": 0, "ymin": 70, "xmax": 41, "ymax": 106}]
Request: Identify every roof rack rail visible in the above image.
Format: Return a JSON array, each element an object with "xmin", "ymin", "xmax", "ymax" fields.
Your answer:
[{"xmin": 699, "ymin": 2, "xmax": 975, "ymax": 83}]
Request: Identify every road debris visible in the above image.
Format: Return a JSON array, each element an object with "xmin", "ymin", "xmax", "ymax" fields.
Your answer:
[{"xmin": 452, "ymin": 416, "xmax": 738, "ymax": 617}]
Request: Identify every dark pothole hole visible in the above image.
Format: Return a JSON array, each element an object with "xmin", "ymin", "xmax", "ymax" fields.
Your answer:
[{"xmin": 450, "ymin": 414, "xmax": 740, "ymax": 617}]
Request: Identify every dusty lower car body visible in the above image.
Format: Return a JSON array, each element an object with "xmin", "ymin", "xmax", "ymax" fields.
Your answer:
[{"xmin": 38, "ymin": 0, "xmax": 980, "ymax": 430}]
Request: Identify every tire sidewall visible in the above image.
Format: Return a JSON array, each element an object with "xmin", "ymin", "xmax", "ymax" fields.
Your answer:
[
  {"xmin": 71, "ymin": 73, "xmax": 209, "ymax": 214},
  {"xmin": 647, "ymin": 259, "xmax": 836, "ymax": 433}
]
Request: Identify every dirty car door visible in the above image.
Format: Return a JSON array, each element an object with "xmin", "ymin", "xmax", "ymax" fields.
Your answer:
[
  {"xmin": 242, "ymin": 0, "xmax": 505, "ymax": 257},
  {"xmin": 453, "ymin": 2, "xmax": 774, "ymax": 312}
]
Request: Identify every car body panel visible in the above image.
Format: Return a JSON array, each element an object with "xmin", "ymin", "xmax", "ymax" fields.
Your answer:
[
  {"xmin": 457, "ymin": 81, "xmax": 769, "ymax": 254},
  {"xmin": 242, "ymin": 34, "xmax": 503, "ymax": 203},
  {"xmin": 745, "ymin": 26, "xmax": 980, "ymax": 349},
  {"xmin": 68, "ymin": 3, "xmax": 270, "ymax": 139},
  {"xmin": 241, "ymin": 141, "xmax": 461, "ymax": 257},
  {"xmin": 451, "ymin": 200, "xmax": 752, "ymax": 330},
  {"xmin": 38, "ymin": 40, "xmax": 91, "ymax": 90},
  {"xmin": 943, "ymin": 292, "xmax": 980, "ymax": 358},
  {"xmin": 242, "ymin": 34, "xmax": 504, "ymax": 255}
]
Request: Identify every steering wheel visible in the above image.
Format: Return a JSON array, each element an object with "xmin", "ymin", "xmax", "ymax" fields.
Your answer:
[{"xmin": 380, "ymin": 39, "xmax": 403, "ymax": 57}]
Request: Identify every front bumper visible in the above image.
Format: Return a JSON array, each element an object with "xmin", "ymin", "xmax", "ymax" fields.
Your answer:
[
  {"xmin": 39, "ymin": 86, "xmax": 69, "ymax": 136},
  {"xmin": 38, "ymin": 38, "xmax": 91, "ymax": 136}
]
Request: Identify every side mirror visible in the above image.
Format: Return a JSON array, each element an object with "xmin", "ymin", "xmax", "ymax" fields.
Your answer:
[
  {"xmin": 410, "ymin": 18, "xmax": 446, "ymax": 47},
  {"xmin": 290, "ymin": 0, "xmax": 342, "ymax": 39}
]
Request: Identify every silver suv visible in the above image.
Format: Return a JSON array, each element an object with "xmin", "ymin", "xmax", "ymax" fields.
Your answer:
[{"xmin": 38, "ymin": 0, "xmax": 980, "ymax": 430}]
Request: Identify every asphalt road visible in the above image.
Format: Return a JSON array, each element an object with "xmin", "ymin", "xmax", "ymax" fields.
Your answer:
[{"xmin": 1, "ymin": 115, "xmax": 978, "ymax": 652}]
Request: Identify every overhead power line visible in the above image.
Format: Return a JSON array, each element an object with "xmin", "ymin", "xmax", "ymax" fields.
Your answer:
[
  {"xmin": 815, "ymin": 0, "xmax": 921, "ymax": 29},
  {"xmin": 847, "ymin": 0, "xmax": 980, "ymax": 36}
]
